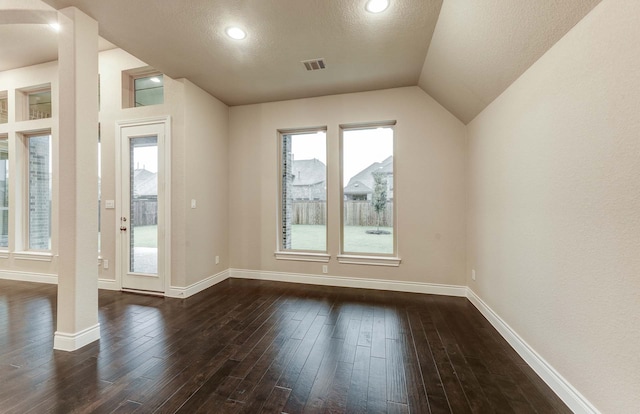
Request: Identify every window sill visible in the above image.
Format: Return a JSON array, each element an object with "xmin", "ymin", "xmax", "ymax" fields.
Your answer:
[
  {"xmin": 14, "ymin": 251, "xmax": 54, "ymax": 262},
  {"xmin": 337, "ymin": 254, "xmax": 401, "ymax": 267},
  {"xmin": 0, "ymin": 251, "xmax": 8, "ymax": 259},
  {"xmin": 275, "ymin": 251, "xmax": 331, "ymax": 263}
]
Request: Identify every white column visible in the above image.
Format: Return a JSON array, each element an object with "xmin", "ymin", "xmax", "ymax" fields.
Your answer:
[{"xmin": 54, "ymin": 7, "xmax": 100, "ymax": 351}]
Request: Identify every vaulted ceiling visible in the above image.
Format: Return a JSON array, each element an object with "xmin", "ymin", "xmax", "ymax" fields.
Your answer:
[{"xmin": 5, "ymin": 0, "xmax": 602, "ymax": 123}]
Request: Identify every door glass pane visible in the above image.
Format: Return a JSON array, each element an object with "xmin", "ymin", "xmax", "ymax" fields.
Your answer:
[{"xmin": 130, "ymin": 136, "xmax": 158, "ymax": 274}]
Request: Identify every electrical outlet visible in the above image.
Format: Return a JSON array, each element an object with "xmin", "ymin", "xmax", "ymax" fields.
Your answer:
[
  {"xmin": 322, "ymin": 265, "xmax": 328, "ymax": 274},
  {"xmin": 215, "ymin": 256, "xmax": 220, "ymax": 265},
  {"xmin": 103, "ymin": 259, "xmax": 109, "ymax": 269},
  {"xmin": 471, "ymin": 269, "xmax": 476, "ymax": 281},
  {"xmin": 191, "ymin": 199, "xmax": 197, "ymax": 209}
]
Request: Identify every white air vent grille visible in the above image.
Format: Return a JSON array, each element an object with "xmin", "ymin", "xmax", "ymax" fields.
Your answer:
[{"xmin": 302, "ymin": 58, "xmax": 326, "ymax": 71}]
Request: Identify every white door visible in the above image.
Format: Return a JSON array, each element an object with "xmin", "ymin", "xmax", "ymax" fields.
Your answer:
[{"xmin": 118, "ymin": 121, "xmax": 168, "ymax": 293}]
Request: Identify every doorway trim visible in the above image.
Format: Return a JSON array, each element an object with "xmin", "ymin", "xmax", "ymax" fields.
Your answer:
[{"xmin": 115, "ymin": 116, "xmax": 171, "ymax": 295}]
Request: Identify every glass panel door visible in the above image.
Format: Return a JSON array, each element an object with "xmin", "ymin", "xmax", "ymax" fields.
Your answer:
[{"xmin": 119, "ymin": 119, "xmax": 166, "ymax": 294}]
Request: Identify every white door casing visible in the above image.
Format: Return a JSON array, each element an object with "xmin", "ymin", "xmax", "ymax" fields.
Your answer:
[{"xmin": 116, "ymin": 117, "xmax": 171, "ymax": 294}]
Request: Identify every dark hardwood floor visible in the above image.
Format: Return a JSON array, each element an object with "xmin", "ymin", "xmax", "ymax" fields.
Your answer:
[{"xmin": 0, "ymin": 278, "xmax": 571, "ymax": 414}]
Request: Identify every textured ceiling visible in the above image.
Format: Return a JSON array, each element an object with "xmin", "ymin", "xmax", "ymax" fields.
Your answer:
[
  {"xmin": 42, "ymin": 0, "xmax": 442, "ymax": 106},
  {"xmin": 6, "ymin": 1, "xmax": 604, "ymax": 122}
]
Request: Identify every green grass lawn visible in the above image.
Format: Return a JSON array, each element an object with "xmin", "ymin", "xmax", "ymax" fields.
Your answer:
[
  {"xmin": 132, "ymin": 224, "xmax": 392, "ymax": 253},
  {"xmin": 291, "ymin": 224, "xmax": 393, "ymax": 254},
  {"xmin": 132, "ymin": 225, "xmax": 157, "ymax": 248}
]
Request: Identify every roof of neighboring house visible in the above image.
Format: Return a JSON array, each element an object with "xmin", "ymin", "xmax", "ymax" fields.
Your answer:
[
  {"xmin": 343, "ymin": 180, "xmax": 372, "ymax": 195},
  {"xmin": 133, "ymin": 168, "xmax": 157, "ymax": 197},
  {"xmin": 344, "ymin": 156, "xmax": 393, "ymax": 194},
  {"xmin": 291, "ymin": 159, "xmax": 326, "ymax": 186}
]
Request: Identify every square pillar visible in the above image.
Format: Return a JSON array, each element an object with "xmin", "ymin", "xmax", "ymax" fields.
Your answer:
[{"xmin": 54, "ymin": 7, "xmax": 100, "ymax": 351}]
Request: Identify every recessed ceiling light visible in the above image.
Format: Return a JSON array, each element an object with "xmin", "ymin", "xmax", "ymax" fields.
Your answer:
[
  {"xmin": 366, "ymin": 0, "xmax": 389, "ymax": 13},
  {"xmin": 226, "ymin": 27, "xmax": 247, "ymax": 40},
  {"xmin": 49, "ymin": 22, "xmax": 61, "ymax": 31}
]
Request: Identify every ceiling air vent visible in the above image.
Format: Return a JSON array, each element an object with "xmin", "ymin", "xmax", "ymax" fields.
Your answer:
[{"xmin": 302, "ymin": 58, "xmax": 326, "ymax": 71}]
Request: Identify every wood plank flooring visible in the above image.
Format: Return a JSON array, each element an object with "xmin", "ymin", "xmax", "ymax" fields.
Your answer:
[{"xmin": 0, "ymin": 278, "xmax": 571, "ymax": 413}]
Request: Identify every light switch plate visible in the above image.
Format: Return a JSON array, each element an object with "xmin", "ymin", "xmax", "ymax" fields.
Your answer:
[{"xmin": 105, "ymin": 200, "xmax": 115, "ymax": 209}]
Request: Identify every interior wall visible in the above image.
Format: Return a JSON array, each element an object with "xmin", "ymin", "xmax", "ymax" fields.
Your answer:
[
  {"xmin": 0, "ymin": 61, "xmax": 59, "ymax": 278},
  {"xmin": 229, "ymin": 86, "xmax": 467, "ymax": 285},
  {"xmin": 98, "ymin": 48, "xmax": 186, "ymax": 286},
  {"xmin": 182, "ymin": 79, "xmax": 229, "ymax": 286},
  {"xmin": 466, "ymin": 1, "xmax": 640, "ymax": 412},
  {"xmin": 1, "ymin": 48, "xmax": 230, "ymax": 291}
]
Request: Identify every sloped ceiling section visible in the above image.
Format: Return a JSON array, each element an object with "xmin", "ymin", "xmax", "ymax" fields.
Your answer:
[
  {"xmin": 419, "ymin": 0, "xmax": 603, "ymax": 124},
  {"xmin": 43, "ymin": 0, "xmax": 443, "ymax": 106}
]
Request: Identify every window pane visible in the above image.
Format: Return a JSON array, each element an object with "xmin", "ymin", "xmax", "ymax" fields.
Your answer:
[
  {"xmin": 134, "ymin": 75, "xmax": 164, "ymax": 107},
  {"xmin": 342, "ymin": 127, "xmax": 394, "ymax": 254},
  {"xmin": 29, "ymin": 135, "xmax": 52, "ymax": 250},
  {"xmin": 130, "ymin": 136, "xmax": 158, "ymax": 274},
  {"xmin": 0, "ymin": 93, "xmax": 7, "ymax": 124},
  {"xmin": 281, "ymin": 131, "xmax": 326, "ymax": 251},
  {"xmin": 28, "ymin": 90, "xmax": 52, "ymax": 120},
  {"xmin": 0, "ymin": 139, "xmax": 8, "ymax": 247}
]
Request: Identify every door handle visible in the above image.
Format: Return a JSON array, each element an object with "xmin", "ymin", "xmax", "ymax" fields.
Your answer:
[{"xmin": 120, "ymin": 226, "xmax": 127, "ymax": 231}]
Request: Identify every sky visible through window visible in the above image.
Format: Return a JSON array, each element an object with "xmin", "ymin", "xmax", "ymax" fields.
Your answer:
[
  {"xmin": 133, "ymin": 145, "xmax": 158, "ymax": 173},
  {"xmin": 290, "ymin": 128, "xmax": 393, "ymax": 185}
]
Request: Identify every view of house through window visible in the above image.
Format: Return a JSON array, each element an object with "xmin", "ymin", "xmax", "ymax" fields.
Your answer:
[
  {"xmin": 280, "ymin": 130, "xmax": 327, "ymax": 251},
  {"xmin": 130, "ymin": 136, "xmax": 158, "ymax": 274},
  {"xmin": 0, "ymin": 138, "xmax": 8, "ymax": 248},
  {"xmin": 342, "ymin": 126, "xmax": 394, "ymax": 255},
  {"xmin": 28, "ymin": 134, "xmax": 52, "ymax": 250}
]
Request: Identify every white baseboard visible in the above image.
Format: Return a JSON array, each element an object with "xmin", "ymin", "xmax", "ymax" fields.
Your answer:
[
  {"xmin": 229, "ymin": 268, "xmax": 467, "ymax": 297},
  {"xmin": 466, "ymin": 289, "xmax": 599, "ymax": 414},
  {"xmin": 165, "ymin": 269, "xmax": 230, "ymax": 299},
  {"xmin": 0, "ymin": 270, "xmax": 57, "ymax": 284},
  {"xmin": 53, "ymin": 323, "xmax": 101, "ymax": 352},
  {"xmin": 98, "ymin": 278, "xmax": 120, "ymax": 291}
]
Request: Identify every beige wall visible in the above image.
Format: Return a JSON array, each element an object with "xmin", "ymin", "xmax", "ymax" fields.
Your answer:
[
  {"xmin": 182, "ymin": 79, "xmax": 229, "ymax": 286},
  {"xmin": 229, "ymin": 86, "xmax": 467, "ymax": 285},
  {"xmin": 99, "ymin": 49, "xmax": 229, "ymax": 288},
  {"xmin": 467, "ymin": 1, "xmax": 640, "ymax": 412},
  {"xmin": 98, "ymin": 48, "xmax": 186, "ymax": 286}
]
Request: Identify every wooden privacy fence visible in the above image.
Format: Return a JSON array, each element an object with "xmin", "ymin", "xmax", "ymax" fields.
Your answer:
[
  {"xmin": 292, "ymin": 201, "xmax": 393, "ymax": 227},
  {"xmin": 132, "ymin": 197, "xmax": 158, "ymax": 226}
]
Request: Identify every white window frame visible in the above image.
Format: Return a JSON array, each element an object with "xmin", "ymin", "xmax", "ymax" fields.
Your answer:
[
  {"xmin": 122, "ymin": 67, "xmax": 164, "ymax": 109},
  {"xmin": 338, "ymin": 121, "xmax": 400, "ymax": 267},
  {"xmin": 23, "ymin": 131, "xmax": 53, "ymax": 253},
  {"xmin": 275, "ymin": 127, "xmax": 330, "ymax": 263}
]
